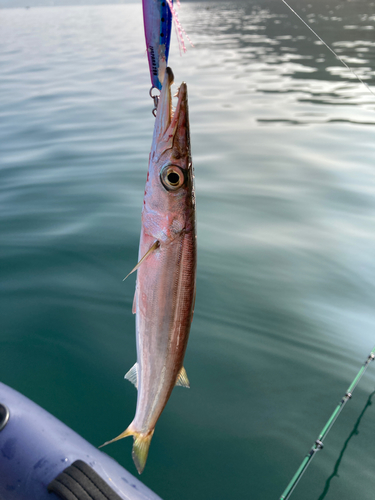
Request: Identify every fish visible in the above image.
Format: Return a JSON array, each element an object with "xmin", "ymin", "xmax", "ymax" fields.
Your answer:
[{"xmin": 100, "ymin": 67, "xmax": 196, "ymax": 474}]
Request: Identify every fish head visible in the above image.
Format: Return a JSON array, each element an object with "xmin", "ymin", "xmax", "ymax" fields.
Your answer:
[{"xmin": 144, "ymin": 67, "xmax": 195, "ymax": 242}]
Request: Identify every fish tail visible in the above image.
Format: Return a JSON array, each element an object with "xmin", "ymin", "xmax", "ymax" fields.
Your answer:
[
  {"xmin": 99, "ymin": 425, "xmax": 134, "ymax": 449},
  {"xmin": 99, "ymin": 425, "xmax": 154, "ymax": 474},
  {"xmin": 132, "ymin": 429, "xmax": 155, "ymax": 474}
]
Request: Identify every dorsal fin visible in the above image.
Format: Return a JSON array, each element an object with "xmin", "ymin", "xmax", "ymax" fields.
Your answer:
[{"xmin": 176, "ymin": 366, "xmax": 190, "ymax": 388}]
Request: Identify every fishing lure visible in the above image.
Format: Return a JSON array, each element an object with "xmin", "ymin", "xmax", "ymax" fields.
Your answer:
[
  {"xmin": 143, "ymin": 0, "xmax": 191, "ymax": 114},
  {"xmin": 142, "ymin": 0, "xmax": 173, "ymax": 92}
]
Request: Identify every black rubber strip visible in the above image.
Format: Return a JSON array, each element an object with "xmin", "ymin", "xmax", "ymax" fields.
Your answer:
[
  {"xmin": 0, "ymin": 404, "xmax": 10, "ymax": 432},
  {"xmin": 48, "ymin": 460, "xmax": 123, "ymax": 500}
]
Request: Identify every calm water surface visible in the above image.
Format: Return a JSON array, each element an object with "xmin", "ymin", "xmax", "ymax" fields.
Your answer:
[{"xmin": 1, "ymin": 1, "xmax": 375, "ymax": 499}]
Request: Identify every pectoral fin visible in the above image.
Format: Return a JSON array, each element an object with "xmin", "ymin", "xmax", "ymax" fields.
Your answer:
[
  {"xmin": 176, "ymin": 366, "xmax": 190, "ymax": 388},
  {"xmin": 123, "ymin": 240, "xmax": 160, "ymax": 281},
  {"xmin": 125, "ymin": 363, "xmax": 138, "ymax": 389}
]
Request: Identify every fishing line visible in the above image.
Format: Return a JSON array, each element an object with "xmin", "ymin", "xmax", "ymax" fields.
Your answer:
[{"xmin": 280, "ymin": 0, "xmax": 375, "ymax": 98}]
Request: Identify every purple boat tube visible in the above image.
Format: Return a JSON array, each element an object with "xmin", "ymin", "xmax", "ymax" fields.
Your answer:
[{"xmin": 0, "ymin": 382, "xmax": 162, "ymax": 500}]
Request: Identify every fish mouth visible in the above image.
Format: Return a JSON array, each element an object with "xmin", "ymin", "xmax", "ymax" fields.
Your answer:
[{"xmin": 152, "ymin": 67, "xmax": 189, "ymax": 155}]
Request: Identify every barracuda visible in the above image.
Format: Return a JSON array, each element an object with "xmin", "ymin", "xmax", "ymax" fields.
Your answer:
[{"xmin": 100, "ymin": 67, "xmax": 196, "ymax": 474}]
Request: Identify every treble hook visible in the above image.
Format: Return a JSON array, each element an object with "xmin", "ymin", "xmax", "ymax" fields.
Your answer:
[{"xmin": 149, "ymin": 86, "xmax": 160, "ymax": 117}]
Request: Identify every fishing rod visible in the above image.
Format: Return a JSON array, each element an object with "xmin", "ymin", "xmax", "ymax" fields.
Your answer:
[{"xmin": 279, "ymin": 345, "xmax": 375, "ymax": 500}]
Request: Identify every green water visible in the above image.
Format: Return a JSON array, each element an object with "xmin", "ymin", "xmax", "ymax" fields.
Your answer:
[{"xmin": 1, "ymin": 1, "xmax": 375, "ymax": 499}]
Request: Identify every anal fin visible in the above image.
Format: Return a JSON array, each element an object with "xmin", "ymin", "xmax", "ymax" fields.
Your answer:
[
  {"xmin": 176, "ymin": 366, "xmax": 190, "ymax": 388},
  {"xmin": 125, "ymin": 363, "xmax": 138, "ymax": 389}
]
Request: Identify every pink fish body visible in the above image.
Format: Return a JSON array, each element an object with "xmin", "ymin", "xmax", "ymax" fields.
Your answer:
[{"xmin": 101, "ymin": 67, "xmax": 196, "ymax": 474}]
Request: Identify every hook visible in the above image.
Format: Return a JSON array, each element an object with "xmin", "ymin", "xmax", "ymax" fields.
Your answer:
[{"xmin": 149, "ymin": 86, "xmax": 160, "ymax": 116}]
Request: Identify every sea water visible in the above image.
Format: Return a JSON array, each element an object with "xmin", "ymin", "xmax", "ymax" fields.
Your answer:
[{"xmin": 1, "ymin": 1, "xmax": 375, "ymax": 499}]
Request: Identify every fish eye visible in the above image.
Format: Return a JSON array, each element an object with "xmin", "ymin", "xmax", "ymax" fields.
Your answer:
[{"xmin": 160, "ymin": 165, "xmax": 185, "ymax": 191}]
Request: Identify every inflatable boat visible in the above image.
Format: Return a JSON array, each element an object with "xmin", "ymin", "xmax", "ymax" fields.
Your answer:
[{"xmin": 0, "ymin": 382, "xmax": 162, "ymax": 500}]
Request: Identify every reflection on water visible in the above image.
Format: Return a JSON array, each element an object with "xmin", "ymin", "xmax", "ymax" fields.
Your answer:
[
  {"xmin": 186, "ymin": 0, "xmax": 375, "ymax": 118},
  {"xmin": 318, "ymin": 390, "xmax": 375, "ymax": 500},
  {"xmin": 1, "ymin": 1, "xmax": 375, "ymax": 500}
]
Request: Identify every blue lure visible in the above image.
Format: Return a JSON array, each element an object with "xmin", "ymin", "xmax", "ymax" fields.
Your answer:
[{"xmin": 142, "ymin": 0, "xmax": 173, "ymax": 92}]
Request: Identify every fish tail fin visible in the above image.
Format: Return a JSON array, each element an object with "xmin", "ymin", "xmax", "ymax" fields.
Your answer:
[
  {"xmin": 99, "ymin": 425, "xmax": 134, "ymax": 449},
  {"xmin": 99, "ymin": 426, "xmax": 154, "ymax": 474},
  {"xmin": 132, "ymin": 429, "xmax": 155, "ymax": 474}
]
